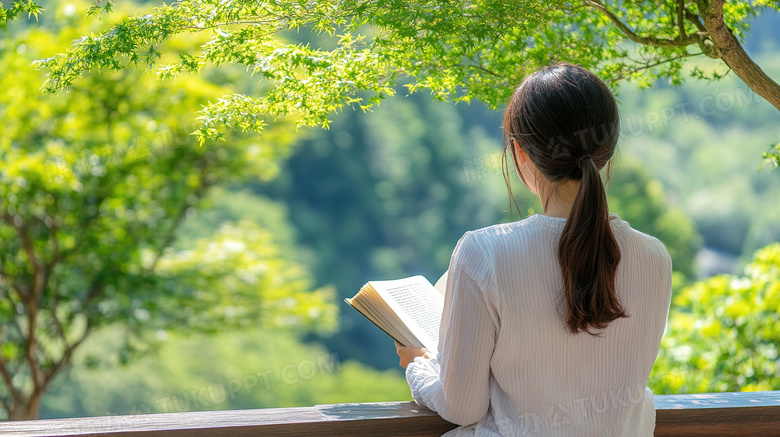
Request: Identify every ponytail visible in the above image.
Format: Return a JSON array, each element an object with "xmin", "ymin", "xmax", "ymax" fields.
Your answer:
[
  {"xmin": 503, "ymin": 62, "xmax": 627, "ymax": 335},
  {"xmin": 558, "ymin": 157, "xmax": 627, "ymax": 335}
]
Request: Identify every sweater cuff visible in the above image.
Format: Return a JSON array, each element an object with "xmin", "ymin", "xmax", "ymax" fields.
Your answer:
[{"xmin": 405, "ymin": 357, "xmax": 441, "ymax": 410}]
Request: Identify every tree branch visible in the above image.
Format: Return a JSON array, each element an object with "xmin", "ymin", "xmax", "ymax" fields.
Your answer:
[
  {"xmin": 49, "ymin": 292, "xmax": 69, "ymax": 350},
  {"xmin": 0, "ymin": 354, "xmax": 22, "ymax": 406},
  {"xmin": 468, "ymin": 57, "xmax": 501, "ymax": 78},
  {"xmin": 677, "ymin": 0, "xmax": 687, "ymax": 42},
  {"xmin": 42, "ymin": 332, "xmax": 89, "ymax": 389},
  {"xmin": 685, "ymin": 9, "xmax": 706, "ymax": 33},
  {"xmin": 610, "ymin": 52, "xmax": 704, "ymax": 83},
  {"xmin": 584, "ymin": 0, "xmax": 698, "ymax": 48},
  {"xmin": 1, "ymin": 215, "xmax": 44, "ymax": 390},
  {"xmin": 2, "ymin": 215, "xmax": 41, "ymax": 275},
  {"xmin": 1, "ymin": 275, "xmax": 30, "ymax": 346},
  {"xmin": 0, "ymin": 263, "xmax": 27, "ymax": 303},
  {"xmin": 182, "ymin": 18, "xmax": 284, "ymax": 31},
  {"xmin": 700, "ymin": 0, "xmax": 780, "ymax": 111},
  {"xmin": 2, "ymin": 214, "xmax": 42, "ymax": 301},
  {"xmin": 24, "ymin": 312, "xmax": 41, "ymax": 390}
]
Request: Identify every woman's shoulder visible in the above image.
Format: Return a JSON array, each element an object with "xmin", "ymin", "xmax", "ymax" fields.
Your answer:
[
  {"xmin": 462, "ymin": 214, "xmax": 670, "ymax": 265},
  {"xmin": 454, "ymin": 215, "xmax": 553, "ymax": 259},
  {"xmin": 613, "ymin": 217, "xmax": 673, "ymax": 270},
  {"xmin": 613, "ymin": 216, "xmax": 668, "ymax": 249},
  {"xmin": 464, "ymin": 214, "xmax": 554, "ymax": 240}
]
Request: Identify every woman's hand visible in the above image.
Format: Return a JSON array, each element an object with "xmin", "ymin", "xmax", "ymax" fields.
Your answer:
[{"xmin": 395, "ymin": 341, "xmax": 432, "ymax": 368}]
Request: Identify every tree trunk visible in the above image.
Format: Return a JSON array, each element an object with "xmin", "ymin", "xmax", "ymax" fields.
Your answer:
[
  {"xmin": 702, "ymin": 0, "xmax": 780, "ymax": 112},
  {"xmin": 7, "ymin": 393, "xmax": 42, "ymax": 420}
]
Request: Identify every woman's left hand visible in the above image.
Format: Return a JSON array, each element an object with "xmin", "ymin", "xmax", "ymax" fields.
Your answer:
[{"xmin": 395, "ymin": 341, "xmax": 432, "ymax": 368}]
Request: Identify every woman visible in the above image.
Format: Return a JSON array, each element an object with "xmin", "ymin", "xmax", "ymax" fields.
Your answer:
[{"xmin": 396, "ymin": 63, "xmax": 672, "ymax": 436}]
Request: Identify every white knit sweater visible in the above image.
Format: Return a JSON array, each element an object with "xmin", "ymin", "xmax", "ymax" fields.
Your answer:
[{"xmin": 406, "ymin": 214, "xmax": 672, "ymax": 437}]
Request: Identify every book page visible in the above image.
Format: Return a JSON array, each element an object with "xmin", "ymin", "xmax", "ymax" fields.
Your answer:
[
  {"xmin": 370, "ymin": 276, "xmax": 444, "ymax": 355},
  {"xmin": 347, "ymin": 294, "xmax": 421, "ymax": 348},
  {"xmin": 434, "ymin": 270, "xmax": 448, "ymax": 295}
]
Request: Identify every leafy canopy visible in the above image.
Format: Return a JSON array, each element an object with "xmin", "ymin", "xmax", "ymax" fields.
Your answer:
[{"xmin": 31, "ymin": 0, "xmax": 780, "ymax": 144}]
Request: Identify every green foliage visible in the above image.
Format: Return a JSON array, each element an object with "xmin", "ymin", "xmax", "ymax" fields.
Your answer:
[
  {"xmin": 762, "ymin": 142, "xmax": 780, "ymax": 170},
  {"xmin": 32, "ymin": 0, "xmax": 779, "ymax": 152},
  {"xmin": 0, "ymin": 1, "xmax": 333, "ymax": 419},
  {"xmin": 650, "ymin": 243, "xmax": 780, "ymax": 393},
  {"xmin": 0, "ymin": 0, "xmax": 44, "ymax": 25},
  {"xmin": 145, "ymin": 220, "xmax": 337, "ymax": 337}
]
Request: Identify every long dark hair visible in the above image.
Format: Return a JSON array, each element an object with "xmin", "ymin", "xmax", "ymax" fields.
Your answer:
[{"xmin": 502, "ymin": 62, "xmax": 628, "ymax": 335}]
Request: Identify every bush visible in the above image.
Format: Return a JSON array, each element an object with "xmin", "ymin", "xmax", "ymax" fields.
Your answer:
[{"xmin": 650, "ymin": 244, "xmax": 780, "ymax": 393}]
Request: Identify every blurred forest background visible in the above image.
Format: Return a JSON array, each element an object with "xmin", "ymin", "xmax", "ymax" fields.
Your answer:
[{"xmin": 0, "ymin": 0, "xmax": 778, "ymax": 419}]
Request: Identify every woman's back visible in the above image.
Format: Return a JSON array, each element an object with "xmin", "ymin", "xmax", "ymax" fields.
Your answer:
[
  {"xmin": 475, "ymin": 214, "xmax": 672, "ymax": 436},
  {"xmin": 399, "ymin": 63, "xmax": 673, "ymax": 437},
  {"xmin": 406, "ymin": 214, "xmax": 672, "ymax": 436}
]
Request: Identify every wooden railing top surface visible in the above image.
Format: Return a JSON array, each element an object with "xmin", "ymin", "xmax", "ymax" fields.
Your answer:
[{"xmin": 1, "ymin": 391, "xmax": 778, "ymax": 437}]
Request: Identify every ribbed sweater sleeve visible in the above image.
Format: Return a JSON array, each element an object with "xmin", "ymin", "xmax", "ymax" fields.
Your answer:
[{"xmin": 406, "ymin": 231, "xmax": 499, "ymax": 426}]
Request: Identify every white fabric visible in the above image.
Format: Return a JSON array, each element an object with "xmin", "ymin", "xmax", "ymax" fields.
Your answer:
[{"xmin": 406, "ymin": 214, "xmax": 672, "ymax": 437}]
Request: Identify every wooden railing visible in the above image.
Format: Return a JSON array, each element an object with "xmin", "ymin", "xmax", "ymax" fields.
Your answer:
[{"xmin": 1, "ymin": 391, "xmax": 778, "ymax": 436}]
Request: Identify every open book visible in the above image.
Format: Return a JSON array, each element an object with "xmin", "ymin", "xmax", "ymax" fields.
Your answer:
[{"xmin": 345, "ymin": 272, "xmax": 448, "ymax": 355}]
